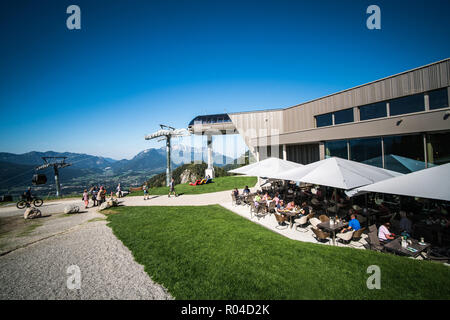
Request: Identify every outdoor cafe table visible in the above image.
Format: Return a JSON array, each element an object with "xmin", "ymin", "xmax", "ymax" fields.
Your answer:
[
  {"xmin": 279, "ymin": 210, "xmax": 301, "ymax": 228},
  {"xmin": 383, "ymin": 237, "xmax": 431, "ymax": 259},
  {"xmin": 317, "ymin": 220, "xmax": 348, "ymax": 245}
]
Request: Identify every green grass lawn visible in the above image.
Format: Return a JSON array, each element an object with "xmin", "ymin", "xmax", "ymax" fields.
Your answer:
[
  {"xmin": 131, "ymin": 176, "xmax": 257, "ymax": 196},
  {"xmin": 107, "ymin": 205, "xmax": 450, "ymax": 300}
]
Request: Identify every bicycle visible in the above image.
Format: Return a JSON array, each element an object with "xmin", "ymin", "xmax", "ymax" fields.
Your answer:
[{"xmin": 16, "ymin": 196, "xmax": 44, "ymax": 209}]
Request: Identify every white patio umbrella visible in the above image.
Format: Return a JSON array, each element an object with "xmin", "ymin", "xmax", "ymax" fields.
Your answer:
[
  {"xmin": 348, "ymin": 163, "xmax": 450, "ymax": 201},
  {"xmin": 228, "ymin": 157, "xmax": 303, "ymax": 177},
  {"xmin": 268, "ymin": 157, "xmax": 403, "ymax": 190}
]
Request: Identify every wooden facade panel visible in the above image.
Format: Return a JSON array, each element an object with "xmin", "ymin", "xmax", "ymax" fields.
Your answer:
[{"xmin": 230, "ymin": 59, "xmax": 450, "ymax": 146}]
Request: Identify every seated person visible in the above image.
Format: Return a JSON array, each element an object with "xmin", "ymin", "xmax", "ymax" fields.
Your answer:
[
  {"xmin": 273, "ymin": 193, "xmax": 280, "ymax": 205},
  {"xmin": 254, "ymin": 193, "xmax": 262, "ymax": 207},
  {"xmin": 300, "ymin": 202, "xmax": 310, "ymax": 216},
  {"xmin": 285, "ymin": 201, "xmax": 295, "ymax": 211},
  {"xmin": 262, "ymin": 192, "xmax": 271, "ymax": 201},
  {"xmin": 378, "ymin": 222, "xmax": 395, "ymax": 243},
  {"xmin": 399, "ymin": 211, "xmax": 412, "ymax": 234},
  {"xmin": 341, "ymin": 213, "xmax": 361, "ymax": 233},
  {"xmin": 242, "ymin": 186, "xmax": 250, "ymax": 195},
  {"xmin": 232, "ymin": 188, "xmax": 239, "ymax": 197},
  {"xmin": 276, "ymin": 199, "xmax": 286, "ymax": 211}
]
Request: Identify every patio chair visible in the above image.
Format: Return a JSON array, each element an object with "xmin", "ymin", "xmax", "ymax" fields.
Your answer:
[
  {"xmin": 267, "ymin": 201, "xmax": 276, "ymax": 214},
  {"xmin": 348, "ymin": 227, "xmax": 367, "ymax": 248},
  {"xmin": 368, "ymin": 224, "xmax": 377, "ymax": 233},
  {"xmin": 367, "ymin": 230, "xmax": 384, "ymax": 252},
  {"xmin": 251, "ymin": 202, "xmax": 267, "ymax": 220},
  {"xmin": 250, "ymin": 201, "xmax": 257, "ymax": 218},
  {"xmin": 352, "ymin": 227, "xmax": 366, "ymax": 241},
  {"xmin": 309, "ymin": 217, "xmax": 321, "ymax": 228},
  {"xmin": 319, "ymin": 214, "xmax": 330, "ymax": 223},
  {"xmin": 336, "ymin": 230, "xmax": 355, "ymax": 244},
  {"xmin": 294, "ymin": 215, "xmax": 309, "ymax": 233},
  {"xmin": 231, "ymin": 194, "xmax": 239, "ymax": 207},
  {"xmin": 274, "ymin": 213, "xmax": 288, "ymax": 229},
  {"xmin": 311, "ymin": 227, "xmax": 330, "ymax": 243}
]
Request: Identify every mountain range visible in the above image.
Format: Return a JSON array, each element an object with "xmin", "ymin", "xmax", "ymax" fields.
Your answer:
[{"xmin": 0, "ymin": 146, "xmax": 237, "ymax": 195}]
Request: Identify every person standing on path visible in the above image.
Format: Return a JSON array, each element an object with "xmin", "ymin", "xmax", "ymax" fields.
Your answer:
[
  {"xmin": 168, "ymin": 177, "xmax": 177, "ymax": 198},
  {"xmin": 97, "ymin": 186, "xmax": 104, "ymax": 205},
  {"xmin": 143, "ymin": 184, "xmax": 149, "ymax": 200},
  {"xmin": 116, "ymin": 183, "xmax": 122, "ymax": 198},
  {"xmin": 82, "ymin": 189, "xmax": 89, "ymax": 209},
  {"xmin": 91, "ymin": 186, "xmax": 98, "ymax": 206}
]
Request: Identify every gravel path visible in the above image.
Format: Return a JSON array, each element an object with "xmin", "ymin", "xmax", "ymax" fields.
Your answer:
[
  {"xmin": 0, "ymin": 188, "xmax": 258, "ymax": 299},
  {"xmin": 0, "ymin": 219, "xmax": 172, "ymax": 300}
]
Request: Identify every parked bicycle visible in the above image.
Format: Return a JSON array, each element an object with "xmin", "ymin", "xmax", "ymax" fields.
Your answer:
[{"xmin": 16, "ymin": 196, "xmax": 44, "ymax": 209}]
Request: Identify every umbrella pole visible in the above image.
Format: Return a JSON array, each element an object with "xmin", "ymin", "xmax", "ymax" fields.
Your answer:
[
  {"xmin": 335, "ymin": 187, "xmax": 338, "ymax": 218},
  {"xmin": 365, "ymin": 193, "xmax": 368, "ymax": 208}
]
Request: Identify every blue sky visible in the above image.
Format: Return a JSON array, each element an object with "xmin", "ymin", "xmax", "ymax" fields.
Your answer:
[{"xmin": 0, "ymin": 0, "xmax": 449, "ymax": 159}]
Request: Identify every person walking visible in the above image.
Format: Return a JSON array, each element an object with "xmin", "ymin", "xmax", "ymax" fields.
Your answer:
[
  {"xmin": 91, "ymin": 186, "xmax": 98, "ymax": 206},
  {"xmin": 168, "ymin": 177, "xmax": 177, "ymax": 197},
  {"xmin": 116, "ymin": 183, "xmax": 122, "ymax": 198},
  {"xmin": 82, "ymin": 189, "xmax": 89, "ymax": 209},
  {"xmin": 100, "ymin": 186, "xmax": 106, "ymax": 204},
  {"xmin": 97, "ymin": 186, "xmax": 103, "ymax": 205},
  {"xmin": 143, "ymin": 184, "xmax": 149, "ymax": 200}
]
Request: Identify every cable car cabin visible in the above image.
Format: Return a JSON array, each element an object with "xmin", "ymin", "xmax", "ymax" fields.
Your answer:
[{"xmin": 32, "ymin": 174, "xmax": 47, "ymax": 185}]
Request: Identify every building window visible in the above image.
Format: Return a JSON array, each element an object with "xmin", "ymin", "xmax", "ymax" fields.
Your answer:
[
  {"xmin": 334, "ymin": 108, "xmax": 354, "ymax": 125},
  {"xmin": 315, "ymin": 113, "xmax": 333, "ymax": 127},
  {"xmin": 389, "ymin": 93, "xmax": 425, "ymax": 116},
  {"xmin": 429, "ymin": 88, "xmax": 449, "ymax": 110},
  {"xmin": 325, "ymin": 140, "xmax": 348, "ymax": 159},
  {"xmin": 359, "ymin": 102, "xmax": 387, "ymax": 121},
  {"xmin": 426, "ymin": 132, "xmax": 450, "ymax": 165},
  {"xmin": 383, "ymin": 134, "xmax": 425, "ymax": 173},
  {"xmin": 349, "ymin": 137, "xmax": 382, "ymax": 168}
]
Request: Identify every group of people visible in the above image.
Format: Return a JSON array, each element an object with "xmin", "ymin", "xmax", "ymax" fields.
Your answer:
[
  {"xmin": 82, "ymin": 184, "xmax": 123, "ymax": 209},
  {"xmin": 143, "ymin": 177, "xmax": 177, "ymax": 200}
]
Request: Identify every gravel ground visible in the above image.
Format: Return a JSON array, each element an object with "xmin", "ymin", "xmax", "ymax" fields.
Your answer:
[
  {"xmin": 0, "ymin": 188, "xmax": 260, "ymax": 300},
  {"xmin": 0, "ymin": 219, "xmax": 172, "ymax": 300}
]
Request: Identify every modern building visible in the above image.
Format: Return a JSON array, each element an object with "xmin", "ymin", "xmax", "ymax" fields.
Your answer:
[{"xmin": 189, "ymin": 58, "xmax": 450, "ymax": 175}]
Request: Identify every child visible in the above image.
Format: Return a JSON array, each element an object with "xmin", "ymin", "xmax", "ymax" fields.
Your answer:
[{"xmin": 82, "ymin": 189, "xmax": 89, "ymax": 209}]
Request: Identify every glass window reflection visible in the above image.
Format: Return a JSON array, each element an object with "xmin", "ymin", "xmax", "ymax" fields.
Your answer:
[
  {"xmin": 429, "ymin": 88, "xmax": 449, "ymax": 110},
  {"xmin": 334, "ymin": 108, "xmax": 354, "ymax": 125},
  {"xmin": 359, "ymin": 102, "xmax": 387, "ymax": 121},
  {"xmin": 383, "ymin": 134, "xmax": 425, "ymax": 173},
  {"xmin": 315, "ymin": 113, "xmax": 332, "ymax": 127},
  {"xmin": 325, "ymin": 140, "xmax": 348, "ymax": 159},
  {"xmin": 389, "ymin": 94, "xmax": 424, "ymax": 116}
]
